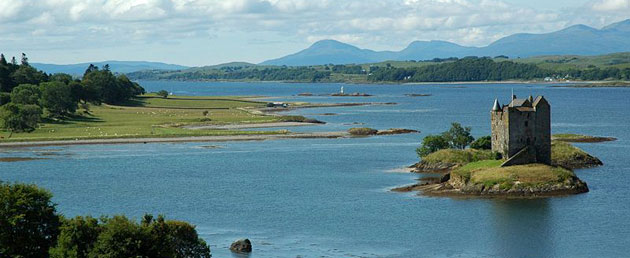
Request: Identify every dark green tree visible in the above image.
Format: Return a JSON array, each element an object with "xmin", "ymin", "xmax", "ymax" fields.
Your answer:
[
  {"xmin": 0, "ymin": 92, "xmax": 10, "ymax": 106},
  {"xmin": 157, "ymin": 90, "xmax": 169, "ymax": 98},
  {"xmin": 50, "ymin": 216, "xmax": 102, "ymax": 258},
  {"xmin": 416, "ymin": 134, "xmax": 450, "ymax": 157},
  {"xmin": 11, "ymin": 65, "xmax": 48, "ymax": 85},
  {"xmin": 50, "ymin": 73, "xmax": 74, "ymax": 85},
  {"xmin": 89, "ymin": 216, "xmax": 148, "ymax": 257},
  {"xmin": 10, "ymin": 84, "xmax": 41, "ymax": 105},
  {"xmin": 470, "ymin": 136, "xmax": 492, "ymax": 150},
  {"xmin": 40, "ymin": 81, "xmax": 77, "ymax": 117},
  {"xmin": 0, "ymin": 103, "xmax": 42, "ymax": 133},
  {"xmin": 21, "ymin": 53, "xmax": 29, "ymax": 66},
  {"xmin": 0, "ymin": 182, "xmax": 61, "ymax": 258},
  {"xmin": 166, "ymin": 220, "xmax": 211, "ymax": 258},
  {"xmin": 442, "ymin": 122, "xmax": 474, "ymax": 149}
]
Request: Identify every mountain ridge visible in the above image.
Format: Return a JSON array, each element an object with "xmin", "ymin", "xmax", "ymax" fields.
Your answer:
[
  {"xmin": 32, "ymin": 61, "xmax": 189, "ymax": 76},
  {"xmin": 261, "ymin": 19, "xmax": 630, "ymax": 66}
]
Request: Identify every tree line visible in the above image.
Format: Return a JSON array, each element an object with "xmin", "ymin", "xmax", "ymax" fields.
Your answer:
[
  {"xmin": 368, "ymin": 57, "xmax": 550, "ymax": 82},
  {"xmin": 128, "ymin": 66, "xmax": 331, "ymax": 82},
  {"xmin": 0, "ymin": 181, "xmax": 211, "ymax": 258},
  {"xmin": 0, "ymin": 54, "xmax": 145, "ymax": 134}
]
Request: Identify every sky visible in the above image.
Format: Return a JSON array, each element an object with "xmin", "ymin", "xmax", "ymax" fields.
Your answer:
[{"xmin": 1, "ymin": 0, "xmax": 629, "ymax": 66}]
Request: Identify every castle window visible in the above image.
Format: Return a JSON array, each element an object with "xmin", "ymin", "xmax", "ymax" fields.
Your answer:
[{"xmin": 525, "ymin": 121, "xmax": 528, "ymax": 127}]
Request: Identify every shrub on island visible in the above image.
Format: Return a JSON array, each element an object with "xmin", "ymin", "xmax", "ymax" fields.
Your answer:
[{"xmin": 348, "ymin": 127, "xmax": 378, "ymax": 136}]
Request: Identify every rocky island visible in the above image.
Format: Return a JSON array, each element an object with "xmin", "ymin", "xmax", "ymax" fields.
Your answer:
[{"xmin": 396, "ymin": 95, "xmax": 609, "ymax": 198}]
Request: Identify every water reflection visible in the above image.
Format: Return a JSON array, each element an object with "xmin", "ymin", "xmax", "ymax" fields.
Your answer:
[{"xmin": 491, "ymin": 199, "xmax": 553, "ymax": 257}]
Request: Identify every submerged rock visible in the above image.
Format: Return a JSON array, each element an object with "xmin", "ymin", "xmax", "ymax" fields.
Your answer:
[{"xmin": 230, "ymin": 238, "xmax": 252, "ymax": 253}]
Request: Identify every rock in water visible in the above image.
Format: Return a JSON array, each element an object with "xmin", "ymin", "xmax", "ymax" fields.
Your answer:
[{"xmin": 230, "ymin": 238, "xmax": 252, "ymax": 253}]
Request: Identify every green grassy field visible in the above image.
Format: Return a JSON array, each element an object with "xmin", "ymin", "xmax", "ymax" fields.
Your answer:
[{"xmin": 0, "ymin": 95, "xmax": 291, "ymax": 142}]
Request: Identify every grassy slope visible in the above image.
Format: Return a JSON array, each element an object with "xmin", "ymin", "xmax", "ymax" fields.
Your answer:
[
  {"xmin": 452, "ymin": 160, "xmax": 574, "ymax": 188},
  {"xmin": 421, "ymin": 149, "xmax": 497, "ymax": 165},
  {"xmin": 1, "ymin": 95, "xmax": 287, "ymax": 142}
]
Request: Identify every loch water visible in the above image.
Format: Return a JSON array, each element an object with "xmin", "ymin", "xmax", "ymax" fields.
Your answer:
[{"xmin": 2, "ymin": 82, "xmax": 629, "ymax": 257}]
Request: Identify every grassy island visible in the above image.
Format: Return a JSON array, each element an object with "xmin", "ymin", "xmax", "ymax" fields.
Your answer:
[{"xmin": 413, "ymin": 139, "xmax": 603, "ymax": 172}]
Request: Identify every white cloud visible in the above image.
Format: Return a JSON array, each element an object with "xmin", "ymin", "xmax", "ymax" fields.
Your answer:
[
  {"xmin": 589, "ymin": 0, "xmax": 630, "ymax": 11},
  {"xmin": 1, "ymin": 0, "xmax": 628, "ymax": 65}
]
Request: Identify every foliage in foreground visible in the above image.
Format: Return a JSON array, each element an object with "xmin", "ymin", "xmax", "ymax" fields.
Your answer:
[
  {"xmin": 0, "ymin": 182, "xmax": 60, "ymax": 258},
  {"xmin": 0, "ymin": 181, "xmax": 211, "ymax": 258}
]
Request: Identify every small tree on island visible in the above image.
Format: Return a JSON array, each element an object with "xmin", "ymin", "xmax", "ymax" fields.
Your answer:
[
  {"xmin": 416, "ymin": 122, "xmax": 476, "ymax": 157},
  {"xmin": 157, "ymin": 90, "xmax": 169, "ymax": 98},
  {"xmin": 416, "ymin": 134, "xmax": 450, "ymax": 157},
  {"xmin": 442, "ymin": 122, "xmax": 474, "ymax": 149},
  {"xmin": 470, "ymin": 136, "xmax": 492, "ymax": 150}
]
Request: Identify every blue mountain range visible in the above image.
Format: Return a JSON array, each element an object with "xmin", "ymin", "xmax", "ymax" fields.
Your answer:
[{"xmin": 261, "ymin": 19, "xmax": 630, "ymax": 66}]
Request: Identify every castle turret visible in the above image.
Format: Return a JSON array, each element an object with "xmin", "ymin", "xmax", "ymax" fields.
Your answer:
[{"xmin": 492, "ymin": 99, "xmax": 501, "ymax": 111}]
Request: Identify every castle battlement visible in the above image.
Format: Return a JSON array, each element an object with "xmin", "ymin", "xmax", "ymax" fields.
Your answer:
[{"xmin": 491, "ymin": 95, "xmax": 551, "ymax": 166}]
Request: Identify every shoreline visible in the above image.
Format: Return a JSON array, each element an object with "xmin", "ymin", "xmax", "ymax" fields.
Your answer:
[
  {"xmin": 136, "ymin": 78, "xmax": 629, "ymax": 86},
  {"xmin": 0, "ymin": 131, "xmax": 351, "ymax": 148},
  {"xmin": 183, "ymin": 122, "xmax": 320, "ymax": 130}
]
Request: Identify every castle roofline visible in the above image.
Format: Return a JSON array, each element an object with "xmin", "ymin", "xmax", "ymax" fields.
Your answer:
[{"xmin": 509, "ymin": 98, "xmax": 531, "ymax": 108}]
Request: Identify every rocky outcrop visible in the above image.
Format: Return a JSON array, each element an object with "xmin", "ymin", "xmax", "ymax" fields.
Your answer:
[
  {"xmin": 411, "ymin": 161, "xmax": 458, "ymax": 173},
  {"xmin": 376, "ymin": 128, "xmax": 419, "ymax": 135},
  {"xmin": 230, "ymin": 239, "xmax": 252, "ymax": 253},
  {"xmin": 552, "ymin": 153, "xmax": 603, "ymax": 169},
  {"xmin": 423, "ymin": 173, "xmax": 589, "ymax": 197}
]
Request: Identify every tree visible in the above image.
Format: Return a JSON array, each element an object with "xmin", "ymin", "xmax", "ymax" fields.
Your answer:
[
  {"xmin": 50, "ymin": 73, "xmax": 74, "ymax": 85},
  {"xmin": 0, "ymin": 103, "xmax": 42, "ymax": 133},
  {"xmin": 40, "ymin": 81, "xmax": 77, "ymax": 117},
  {"xmin": 88, "ymin": 215, "xmax": 211, "ymax": 258},
  {"xmin": 50, "ymin": 216, "xmax": 102, "ymax": 258},
  {"xmin": 157, "ymin": 90, "xmax": 169, "ymax": 98},
  {"xmin": 442, "ymin": 122, "xmax": 474, "ymax": 149},
  {"xmin": 90, "ymin": 216, "xmax": 148, "ymax": 257},
  {"xmin": 0, "ymin": 182, "xmax": 61, "ymax": 258},
  {"xmin": 0, "ymin": 92, "xmax": 10, "ymax": 106},
  {"xmin": 470, "ymin": 136, "xmax": 492, "ymax": 150},
  {"xmin": 416, "ymin": 134, "xmax": 450, "ymax": 157},
  {"xmin": 83, "ymin": 64, "xmax": 99, "ymax": 78},
  {"xmin": 0, "ymin": 54, "xmax": 6, "ymax": 66},
  {"xmin": 11, "ymin": 65, "xmax": 48, "ymax": 85},
  {"xmin": 10, "ymin": 84, "xmax": 41, "ymax": 105},
  {"xmin": 21, "ymin": 53, "xmax": 29, "ymax": 66},
  {"xmin": 167, "ymin": 221, "xmax": 211, "ymax": 258}
]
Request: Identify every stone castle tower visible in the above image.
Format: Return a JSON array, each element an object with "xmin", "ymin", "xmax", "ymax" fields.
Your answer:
[{"xmin": 491, "ymin": 95, "xmax": 551, "ymax": 166}]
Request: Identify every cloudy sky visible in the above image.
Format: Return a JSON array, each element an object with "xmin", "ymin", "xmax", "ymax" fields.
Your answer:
[{"xmin": 1, "ymin": 0, "xmax": 629, "ymax": 66}]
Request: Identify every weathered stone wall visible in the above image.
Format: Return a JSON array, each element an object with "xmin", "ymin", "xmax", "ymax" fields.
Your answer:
[
  {"xmin": 507, "ymin": 108, "xmax": 536, "ymax": 160},
  {"xmin": 534, "ymin": 100, "xmax": 551, "ymax": 165},
  {"xmin": 501, "ymin": 146, "xmax": 537, "ymax": 167},
  {"xmin": 491, "ymin": 110, "xmax": 509, "ymax": 157}
]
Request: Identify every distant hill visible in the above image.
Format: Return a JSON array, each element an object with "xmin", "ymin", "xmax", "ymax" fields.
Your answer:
[
  {"xmin": 261, "ymin": 40, "xmax": 393, "ymax": 66},
  {"xmin": 261, "ymin": 19, "xmax": 630, "ymax": 66},
  {"xmin": 32, "ymin": 61, "xmax": 189, "ymax": 76}
]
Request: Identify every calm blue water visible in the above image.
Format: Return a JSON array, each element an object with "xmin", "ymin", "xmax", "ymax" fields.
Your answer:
[{"xmin": 2, "ymin": 82, "xmax": 629, "ymax": 257}]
